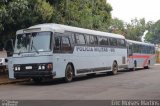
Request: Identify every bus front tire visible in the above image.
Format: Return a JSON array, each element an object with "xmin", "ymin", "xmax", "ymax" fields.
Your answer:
[
  {"xmin": 32, "ymin": 78, "xmax": 43, "ymax": 83},
  {"xmin": 64, "ymin": 64, "xmax": 74, "ymax": 82}
]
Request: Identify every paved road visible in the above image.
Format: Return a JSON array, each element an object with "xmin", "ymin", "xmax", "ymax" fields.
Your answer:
[{"xmin": 0, "ymin": 65, "xmax": 160, "ymax": 100}]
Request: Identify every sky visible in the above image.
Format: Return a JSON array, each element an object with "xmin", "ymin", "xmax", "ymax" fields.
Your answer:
[{"xmin": 107, "ymin": 0, "xmax": 160, "ymax": 23}]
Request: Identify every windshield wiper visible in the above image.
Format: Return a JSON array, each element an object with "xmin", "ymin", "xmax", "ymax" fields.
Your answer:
[{"xmin": 31, "ymin": 43, "xmax": 39, "ymax": 54}]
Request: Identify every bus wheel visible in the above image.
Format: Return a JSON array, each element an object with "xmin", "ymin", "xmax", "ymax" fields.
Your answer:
[
  {"xmin": 32, "ymin": 78, "xmax": 43, "ymax": 83},
  {"xmin": 130, "ymin": 68, "xmax": 135, "ymax": 71},
  {"xmin": 111, "ymin": 61, "xmax": 118, "ymax": 75},
  {"xmin": 64, "ymin": 64, "xmax": 74, "ymax": 82},
  {"xmin": 131, "ymin": 61, "xmax": 137, "ymax": 71},
  {"xmin": 144, "ymin": 66, "xmax": 149, "ymax": 69},
  {"xmin": 144, "ymin": 60, "xmax": 150, "ymax": 69}
]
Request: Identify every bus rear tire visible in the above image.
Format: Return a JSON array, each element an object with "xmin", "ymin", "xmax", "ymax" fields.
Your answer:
[
  {"xmin": 144, "ymin": 66, "xmax": 149, "ymax": 69},
  {"xmin": 64, "ymin": 64, "xmax": 74, "ymax": 82},
  {"xmin": 144, "ymin": 60, "xmax": 150, "ymax": 69},
  {"xmin": 130, "ymin": 61, "xmax": 137, "ymax": 71},
  {"xmin": 109, "ymin": 61, "xmax": 118, "ymax": 75}
]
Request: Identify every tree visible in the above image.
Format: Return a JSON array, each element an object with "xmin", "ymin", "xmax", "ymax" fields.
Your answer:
[
  {"xmin": 108, "ymin": 18, "xmax": 126, "ymax": 35},
  {"xmin": 51, "ymin": 0, "xmax": 112, "ymax": 30},
  {"xmin": 0, "ymin": 0, "xmax": 55, "ymax": 43},
  {"xmin": 145, "ymin": 20, "xmax": 160, "ymax": 44},
  {"xmin": 108, "ymin": 18, "xmax": 147, "ymax": 41},
  {"xmin": 0, "ymin": 0, "xmax": 113, "ymax": 43},
  {"xmin": 124, "ymin": 18, "xmax": 146, "ymax": 41}
]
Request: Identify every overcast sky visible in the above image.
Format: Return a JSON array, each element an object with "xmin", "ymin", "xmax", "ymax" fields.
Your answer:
[{"xmin": 107, "ymin": 0, "xmax": 160, "ymax": 23}]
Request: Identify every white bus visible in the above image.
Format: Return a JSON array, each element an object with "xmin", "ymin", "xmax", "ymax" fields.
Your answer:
[
  {"xmin": 127, "ymin": 39, "xmax": 156, "ymax": 70},
  {"xmin": 8, "ymin": 24, "xmax": 127, "ymax": 82}
]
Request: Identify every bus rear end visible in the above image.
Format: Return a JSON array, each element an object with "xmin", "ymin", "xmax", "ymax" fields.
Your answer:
[{"xmin": 127, "ymin": 40, "xmax": 156, "ymax": 70}]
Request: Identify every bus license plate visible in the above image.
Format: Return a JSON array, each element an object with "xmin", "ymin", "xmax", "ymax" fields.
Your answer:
[{"xmin": 25, "ymin": 66, "xmax": 32, "ymax": 70}]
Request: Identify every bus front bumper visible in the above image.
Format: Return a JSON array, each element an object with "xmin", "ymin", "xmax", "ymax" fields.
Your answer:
[{"xmin": 14, "ymin": 71, "xmax": 56, "ymax": 79}]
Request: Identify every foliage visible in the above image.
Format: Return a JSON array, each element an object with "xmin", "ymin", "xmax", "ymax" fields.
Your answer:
[
  {"xmin": 51, "ymin": 0, "xmax": 112, "ymax": 30},
  {"xmin": 145, "ymin": 20, "xmax": 160, "ymax": 44},
  {"xmin": 108, "ymin": 18, "xmax": 126, "ymax": 35},
  {"xmin": 109, "ymin": 18, "xmax": 147, "ymax": 41},
  {"xmin": 0, "ymin": 0, "xmax": 112, "ymax": 44},
  {"xmin": 0, "ymin": 0, "xmax": 54, "ymax": 43},
  {"xmin": 125, "ymin": 18, "xmax": 146, "ymax": 41},
  {"xmin": 1, "ymin": 0, "xmax": 154, "ymax": 44}
]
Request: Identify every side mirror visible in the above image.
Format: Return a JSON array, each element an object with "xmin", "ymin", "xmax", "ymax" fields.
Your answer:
[{"xmin": 5, "ymin": 39, "xmax": 14, "ymax": 57}]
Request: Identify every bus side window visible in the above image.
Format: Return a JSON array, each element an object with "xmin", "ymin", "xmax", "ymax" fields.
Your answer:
[
  {"xmin": 109, "ymin": 38, "xmax": 117, "ymax": 46},
  {"xmin": 88, "ymin": 35, "xmax": 98, "ymax": 45},
  {"xmin": 54, "ymin": 36, "xmax": 61, "ymax": 52},
  {"xmin": 94, "ymin": 36, "xmax": 98, "ymax": 45},
  {"xmin": 71, "ymin": 33, "xmax": 75, "ymax": 44},
  {"xmin": 85, "ymin": 35, "xmax": 90, "ymax": 45},
  {"xmin": 66, "ymin": 31, "xmax": 75, "ymax": 44},
  {"xmin": 118, "ymin": 39, "xmax": 126, "ymax": 47},
  {"xmin": 99, "ymin": 37, "xmax": 108, "ymax": 46},
  {"xmin": 61, "ymin": 36, "xmax": 72, "ymax": 52},
  {"xmin": 128, "ymin": 44, "xmax": 133, "ymax": 56},
  {"xmin": 90, "ymin": 35, "xmax": 95, "ymax": 45},
  {"xmin": 75, "ymin": 33, "xmax": 86, "ymax": 45}
]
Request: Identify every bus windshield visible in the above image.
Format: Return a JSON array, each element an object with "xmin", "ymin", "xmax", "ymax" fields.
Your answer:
[{"xmin": 14, "ymin": 32, "xmax": 52, "ymax": 54}]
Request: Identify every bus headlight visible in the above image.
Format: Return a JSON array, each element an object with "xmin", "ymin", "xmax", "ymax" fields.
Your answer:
[
  {"xmin": 38, "ymin": 66, "xmax": 42, "ymax": 70},
  {"xmin": 14, "ymin": 66, "xmax": 21, "ymax": 71},
  {"xmin": 42, "ymin": 65, "xmax": 45, "ymax": 70},
  {"xmin": 38, "ymin": 63, "xmax": 52, "ymax": 71},
  {"xmin": 38, "ymin": 65, "xmax": 45, "ymax": 70}
]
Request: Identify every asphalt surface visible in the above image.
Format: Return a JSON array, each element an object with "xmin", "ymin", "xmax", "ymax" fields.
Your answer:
[{"xmin": 0, "ymin": 65, "xmax": 160, "ymax": 100}]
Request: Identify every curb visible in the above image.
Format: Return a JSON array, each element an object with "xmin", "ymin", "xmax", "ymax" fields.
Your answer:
[
  {"xmin": 155, "ymin": 64, "xmax": 160, "ymax": 65},
  {"xmin": 0, "ymin": 79, "xmax": 29, "ymax": 85}
]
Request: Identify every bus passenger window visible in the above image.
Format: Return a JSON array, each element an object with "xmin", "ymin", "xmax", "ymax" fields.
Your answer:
[
  {"xmin": 62, "ymin": 37, "xmax": 72, "ymax": 52},
  {"xmin": 75, "ymin": 34, "xmax": 86, "ymax": 45},
  {"xmin": 85, "ymin": 35, "xmax": 90, "ymax": 45},
  {"xmin": 118, "ymin": 39, "xmax": 126, "ymax": 47},
  {"xmin": 54, "ymin": 37, "xmax": 61, "ymax": 51},
  {"xmin": 71, "ymin": 34, "xmax": 76, "ymax": 44},
  {"xmin": 85, "ymin": 35, "xmax": 98, "ymax": 45},
  {"xmin": 109, "ymin": 38, "xmax": 117, "ymax": 46},
  {"xmin": 94, "ymin": 36, "xmax": 98, "ymax": 45},
  {"xmin": 90, "ymin": 36, "xmax": 95, "ymax": 45}
]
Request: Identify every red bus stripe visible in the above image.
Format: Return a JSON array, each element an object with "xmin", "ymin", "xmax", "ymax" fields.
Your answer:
[{"xmin": 128, "ymin": 54, "xmax": 155, "ymax": 67}]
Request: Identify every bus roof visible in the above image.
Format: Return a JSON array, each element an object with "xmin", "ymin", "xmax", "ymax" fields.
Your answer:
[
  {"xmin": 126, "ymin": 39, "xmax": 155, "ymax": 46},
  {"xmin": 17, "ymin": 23, "xmax": 125, "ymax": 39}
]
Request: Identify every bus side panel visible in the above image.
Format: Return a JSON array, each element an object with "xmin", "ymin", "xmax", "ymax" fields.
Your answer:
[
  {"xmin": 72, "ymin": 47, "xmax": 127, "ymax": 75},
  {"xmin": 52, "ymin": 54, "xmax": 74, "ymax": 78}
]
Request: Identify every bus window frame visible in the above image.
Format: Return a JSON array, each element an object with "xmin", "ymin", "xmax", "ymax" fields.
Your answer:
[
  {"xmin": 53, "ymin": 32, "xmax": 74, "ymax": 53},
  {"xmin": 75, "ymin": 33, "xmax": 86, "ymax": 45}
]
